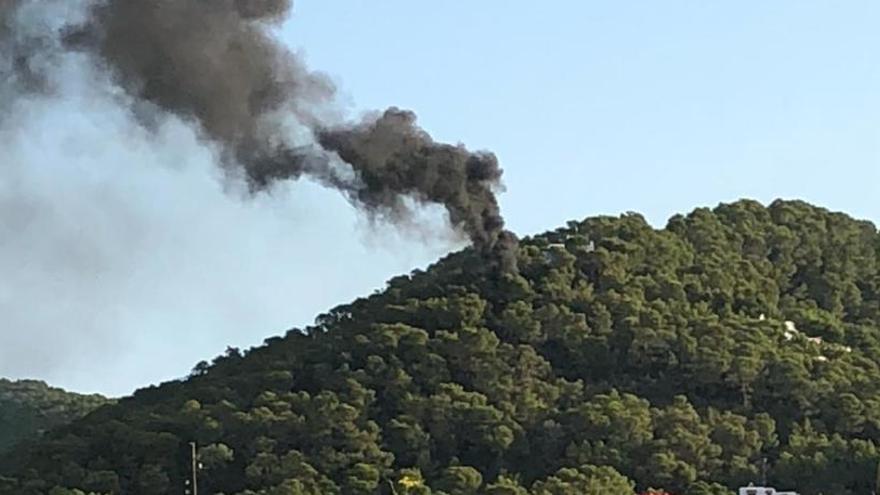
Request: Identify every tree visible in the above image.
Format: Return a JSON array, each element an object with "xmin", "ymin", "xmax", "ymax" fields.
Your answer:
[
  {"xmin": 531, "ymin": 465, "xmax": 635, "ymax": 495},
  {"xmin": 4, "ymin": 201, "xmax": 880, "ymax": 495}
]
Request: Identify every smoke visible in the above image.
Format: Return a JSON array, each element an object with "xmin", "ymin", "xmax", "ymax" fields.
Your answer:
[
  {"xmin": 0, "ymin": 33, "xmax": 457, "ymax": 395},
  {"xmin": 316, "ymin": 109, "xmax": 505, "ymax": 249},
  {"xmin": 31, "ymin": 0, "xmax": 515, "ymax": 257},
  {"xmin": 1, "ymin": 0, "xmax": 518, "ymax": 395},
  {"xmin": 0, "ymin": 0, "xmax": 52, "ymax": 97}
]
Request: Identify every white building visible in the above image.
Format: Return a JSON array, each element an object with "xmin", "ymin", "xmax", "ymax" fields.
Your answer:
[
  {"xmin": 739, "ymin": 485, "xmax": 799, "ymax": 495},
  {"xmin": 782, "ymin": 321, "xmax": 799, "ymax": 341}
]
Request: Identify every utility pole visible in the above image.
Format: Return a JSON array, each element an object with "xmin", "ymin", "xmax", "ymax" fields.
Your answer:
[
  {"xmin": 187, "ymin": 441, "xmax": 198, "ymax": 495},
  {"xmin": 761, "ymin": 457, "xmax": 767, "ymax": 486}
]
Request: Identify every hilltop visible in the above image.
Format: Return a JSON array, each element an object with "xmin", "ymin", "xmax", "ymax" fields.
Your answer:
[
  {"xmin": 0, "ymin": 379, "xmax": 110, "ymax": 455},
  {"xmin": 3, "ymin": 199, "xmax": 880, "ymax": 495}
]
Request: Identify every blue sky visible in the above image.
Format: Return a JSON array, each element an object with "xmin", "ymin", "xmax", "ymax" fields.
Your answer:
[
  {"xmin": 284, "ymin": 1, "xmax": 880, "ymax": 231},
  {"xmin": 2, "ymin": 1, "xmax": 878, "ymax": 396}
]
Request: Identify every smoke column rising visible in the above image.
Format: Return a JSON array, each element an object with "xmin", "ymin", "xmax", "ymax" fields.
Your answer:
[
  {"xmin": 45, "ymin": 0, "xmax": 514, "ymax": 258},
  {"xmin": 0, "ymin": 0, "xmax": 517, "ymax": 392},
  {"xmin": 0, "ymin": 21, "xmax": 459, "ymax": 394}
]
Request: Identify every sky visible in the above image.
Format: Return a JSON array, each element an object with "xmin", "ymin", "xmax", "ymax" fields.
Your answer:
[{"xmin": 2, "ymin": 1, "xmax": 879, "ymax": 396}]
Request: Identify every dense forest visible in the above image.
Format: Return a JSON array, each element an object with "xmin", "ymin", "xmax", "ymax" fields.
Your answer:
[
  {"xmin": 3, "ymin": 199, "xmax": 880, "ymax": 495},
  {"xmin": 0, "ymin": 380, "xmax": 109, "ymax": 455}
]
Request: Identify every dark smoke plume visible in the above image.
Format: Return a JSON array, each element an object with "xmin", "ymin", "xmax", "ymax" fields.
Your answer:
[
  {"xmin": 318, "ymin": 109, "xmax": 505, "ymax": 250},
  {"xmin": 6, "ymin": 0, "xmax": 516, "ymax": 264},
  {"xmin": 0, "ymin": 0, "xmax": 56, "ymax": 95}
]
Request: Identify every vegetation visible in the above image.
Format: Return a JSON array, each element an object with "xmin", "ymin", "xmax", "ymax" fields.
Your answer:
[
  {"xmin": 3, "ymin": 199, "xmax": 880, "ymax": 495},
  {"xmin": 0, "ymin": 379, "xmax": 110, "ymax": 455}
]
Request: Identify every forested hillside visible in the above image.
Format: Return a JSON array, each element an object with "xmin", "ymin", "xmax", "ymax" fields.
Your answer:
[
  {"xmin": 3, "ymin": 200, "xmax": 880, "ymax": 495},
  {"xmin": 0, "ymin": 380, "xmax": 109, "ymax": 455}
]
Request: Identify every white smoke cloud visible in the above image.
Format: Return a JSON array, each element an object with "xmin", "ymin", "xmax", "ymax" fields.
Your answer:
[{"xmin": 0, "ymin": 11, "xmax": 460, "ymax": 396}]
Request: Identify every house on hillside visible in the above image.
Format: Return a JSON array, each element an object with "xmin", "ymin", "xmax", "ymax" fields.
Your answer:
[{"xmin": 739, "ymin": 485, "xmax": 799, "ymax": 495}]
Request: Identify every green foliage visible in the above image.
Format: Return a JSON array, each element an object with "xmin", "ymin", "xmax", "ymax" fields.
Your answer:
[
  {"xmin": 3, "ymin": 200, "xmax": 880, "ymax": 495},
  {"xmin": 685, "ymin": 481, "xmax": 734, "ymax": 495},
  {"xmin": 0, "ymin": 379, "xmax": 110, "ymax": 454},
  {"xmin": 485, "ymin": 475, "xmax": 529, "ymax": 495},
  {"xmin": 434, "ymin": 466, "xmax": 483, "ymax": 494},
  {"xmin": 531, "ymin": 465, "xmax": 634, "ymax": 494}
]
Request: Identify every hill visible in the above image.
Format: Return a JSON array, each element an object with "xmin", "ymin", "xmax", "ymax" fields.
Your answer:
[
  {"xmin": 3, "ymin": 199, "xmax": 880, "ymax": 495},
  {"xmin": 0, "ymin": 379, "xmax": 110, "ymax": 455}
]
